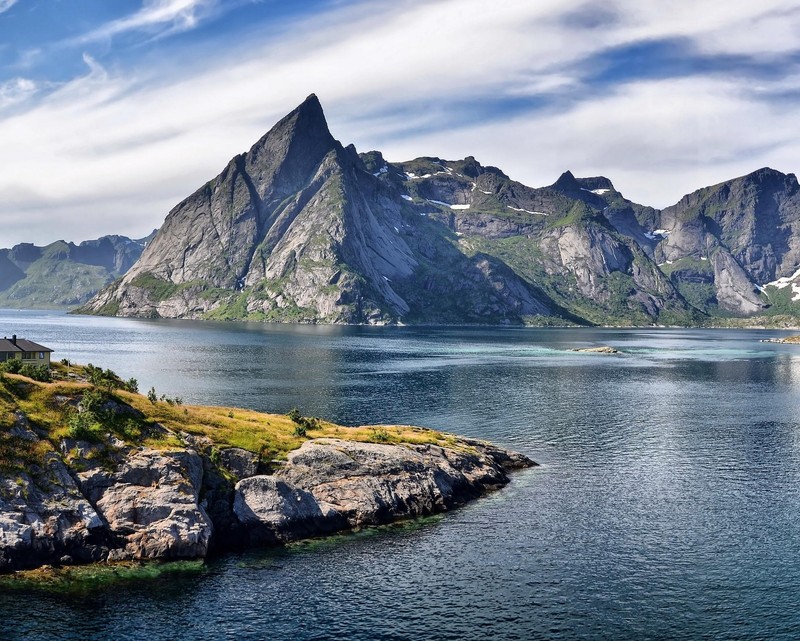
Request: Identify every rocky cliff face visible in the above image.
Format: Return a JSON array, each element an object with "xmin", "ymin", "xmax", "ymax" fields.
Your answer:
[
  {"xmin": 0, "ymin": 234, "xmax": 153, "ymax": 308},
  {"xmin": 636, "ymin": 168, "xmax": 800, "ymax": 315},
  {"xmin": 0, "ymin": 413, "xmax": 531, "ymax": 573},
  {"xmin": 79, "ymin": 96, "xmax": 800, "ymax": 325},
  {"xmin": 83, "ymin": 96, "xmax": 419, "ymax": 324}
]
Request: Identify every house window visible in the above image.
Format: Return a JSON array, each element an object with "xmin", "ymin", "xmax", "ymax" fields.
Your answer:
[{"xmin": 39, "ymin": 352, "xmax": 44, "ymax": 359}]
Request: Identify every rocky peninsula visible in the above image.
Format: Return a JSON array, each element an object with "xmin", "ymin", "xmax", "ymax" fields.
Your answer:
[{"xmin": 0, "ymin": 362, "xmax": 533, "ymax": 573}]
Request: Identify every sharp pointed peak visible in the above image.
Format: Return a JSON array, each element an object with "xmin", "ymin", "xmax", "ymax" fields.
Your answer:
[
  {"xmin": 246, "ymin": 93, "xmax": 336, "ymax": 163},
  {"xmin": 296, "ymin": 93, "xmax": 324, "ymax": 114},
  {"xmin": 284, "ymin": 93, "xmax": 329, "ymax": 130},
  {"xmin": 551, "ymin": 170, "xmax": 581, "ymax": 191}
]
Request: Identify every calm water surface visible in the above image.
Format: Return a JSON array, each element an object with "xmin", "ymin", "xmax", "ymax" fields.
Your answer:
[{"xmin": 2, "ymin": 310, "xmax": 800, "ymax": 640}]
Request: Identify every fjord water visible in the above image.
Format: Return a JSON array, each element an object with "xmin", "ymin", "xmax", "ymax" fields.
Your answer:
[{"xmin": 3, "ymin": 311, "xmax": 800, "ymax": 640}]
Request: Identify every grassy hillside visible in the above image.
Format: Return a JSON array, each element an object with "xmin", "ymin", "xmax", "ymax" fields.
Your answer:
[{"xmin": 0, "ymin": 361, "xmax": 458, "ymax": 474}]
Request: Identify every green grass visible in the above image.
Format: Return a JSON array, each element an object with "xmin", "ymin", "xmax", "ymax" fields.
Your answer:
[
  {"xmin": 0, "ymin": 361, "xmax": 460, "ymax": 474},
  {"xmin": 128, "ymin": 272, "xmax": 180, "ymax": 301},
  {"xmin": 760, "ymin": 284, "xmax": 800, "ymax": 316},
  {"xmin": 658, "ymin": 256, "xmax": 714, "ymax": 278}
]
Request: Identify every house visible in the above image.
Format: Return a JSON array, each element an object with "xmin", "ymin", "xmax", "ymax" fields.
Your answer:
[{"xmin": 0, "ymin": 335, "xmax": 54, "ymax": 366}]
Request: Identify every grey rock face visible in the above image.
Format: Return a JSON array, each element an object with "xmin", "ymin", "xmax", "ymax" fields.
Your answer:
[
  {"xmin": 0, "ymin": 407, "xmax": 532, "ymax": 571},
  {"xmin": 233, "ymin": 476, "xmax": 340, "ymax": 544},
  {"xmin": 219, "ymin": 447, "xmax": 260, "ymax": 479},
  {"xmin": 0, "ymin": 429, "xmax": 213, "ymax": 570},
  {"xmin": 77, "ymin": 448, "xmax": 212, "ymax": 561},
  {"xmin": 78, "ymin": 95, "xmax": 800, "ymax": 325},
  {"xmin": 0, "ymin": 452, "xmax": 106, "ymax": 571},
  {"xmin": 233, "ymin": 438, "xmax": 533, "ymax": 543},
  {"xmin": 645, "ymin": 167, "xmax": 800, "ymax": 314}
]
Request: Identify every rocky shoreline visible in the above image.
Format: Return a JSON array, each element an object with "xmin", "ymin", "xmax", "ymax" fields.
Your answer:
[{"xmin": 0, "ymin": 401, "xmax": 533, "ymax": 573}]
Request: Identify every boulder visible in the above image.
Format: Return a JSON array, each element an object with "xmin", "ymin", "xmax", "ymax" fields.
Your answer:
[
  {"xmin": 77, "ymin": 448, "xmax": 212, "ymax": 561},
  {"xmin": 233, "ymin": 438, "xmax": 534, "ymax": 540}
]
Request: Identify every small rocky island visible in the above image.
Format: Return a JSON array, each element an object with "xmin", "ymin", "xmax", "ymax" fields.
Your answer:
[
  {"xmin": 0, "ymin": 362, "xmax": 533, "ymax": 573},
  {"xmin": 761, "ymin": 335, "xmax": 800, "ymax": 344}
]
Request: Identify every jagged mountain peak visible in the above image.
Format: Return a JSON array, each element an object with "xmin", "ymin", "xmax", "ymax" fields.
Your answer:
[
  {"xmin": 275, "ymin": 93, "xmax": 331, "ymax": 142},
  {"xmin": 241, "ymin": 94, "xmax": 338, "ymax": 194},
  {"xmin": 551, "ymin": 170, "xmax": 580, "ymax": 192},
  {"xmin": 266, "ymin": 93, "xmax": 328, "ymax": 138},
  {"xmin": 77, "ymin": 95, "xmax": 800, "ymax": 326}
]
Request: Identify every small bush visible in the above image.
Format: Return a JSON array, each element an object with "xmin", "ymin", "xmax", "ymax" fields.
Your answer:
[
  {"xmin": 19, "ymin": 363, "xmax": 51, "ymax": 382},
  {"xmin": 117, "ymin": 418, "xmax": 141, "ymax": 441},
  {"xmin": 67, "ymin": 411, "xmax": 104, "ymax": 442},
  {"xmin": 80, "ymin": 387, "xmax": 106, "ymax": 413},
  {"xmin": 1, "ymin": 359, "xmax": 22, "ymax": 374},
  {"xmin": 86, "ymin": 363, "xmax": 131, "ymax": 392},
  {"xmin": 147, "ymin": 387, "xmax": 157, "ymax": 404},
  {"xmin": 287, "ymin": 408, "xmax": 319, "ymax": 438}
]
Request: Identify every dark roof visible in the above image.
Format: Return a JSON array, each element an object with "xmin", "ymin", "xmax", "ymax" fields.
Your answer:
[{"xmin": 0, "ymin": 337, "xmax": 53, "ymax": 353}]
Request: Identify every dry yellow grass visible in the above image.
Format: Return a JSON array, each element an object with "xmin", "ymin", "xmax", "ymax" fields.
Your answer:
[{"xmin": 1, "ymin": 364, "xmax": 459, "ymax": 466}]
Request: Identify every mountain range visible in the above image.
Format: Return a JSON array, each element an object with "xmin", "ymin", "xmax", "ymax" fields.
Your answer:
[
  {"xmin": 0, "ymin": 234, "xmax": 153, "ymax": 309},
  {"xmin": 57, "ymin": 94, "xmax": 800, "ymax": 325}
]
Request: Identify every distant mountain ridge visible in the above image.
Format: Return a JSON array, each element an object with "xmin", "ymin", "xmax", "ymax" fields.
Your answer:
[
  {"xmin": 0, "ymin": 233, "xmax": 155, "ymax": 308},
  {"xmin": 73, "ymin": 95, "xmax": 800, "ymax": 325}
]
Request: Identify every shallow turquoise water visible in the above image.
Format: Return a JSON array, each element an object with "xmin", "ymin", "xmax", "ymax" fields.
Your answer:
[{"xmin": 2, "ymin": 311, "xmax": 800, "ymax": 640}]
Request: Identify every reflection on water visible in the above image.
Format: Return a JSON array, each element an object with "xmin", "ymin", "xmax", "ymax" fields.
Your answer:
[{"xmin": 2, "ymin": 310, "xmax": 800, "ymax": 640}]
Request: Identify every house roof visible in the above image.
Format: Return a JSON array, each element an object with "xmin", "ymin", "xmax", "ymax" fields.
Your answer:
[{"xmin": 0, "ymin": 337, "xmax": 53, "ymax": 353}]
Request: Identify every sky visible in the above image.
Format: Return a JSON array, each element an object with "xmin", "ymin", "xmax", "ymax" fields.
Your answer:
[{"xmin": 1, "ymin": 0, "xmax": 799, "ymax": 247}]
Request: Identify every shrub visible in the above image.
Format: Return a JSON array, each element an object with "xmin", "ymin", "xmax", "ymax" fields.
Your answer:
[
  {"xmin": 86, "ymin": 363, "xmax": 131, "ymax": 392},
  {"xmin": 1, "ymin": 359, "xmax": 22, "ymax": 374},
  {"xmin": 67, "ymin": 411, "xmax": 104, "ymax": 442},
  {"xmin": 19, "ymin": 363, "xmax": 51, "ymax": 382},
  {"xmin": 117, "ymin": 418, "xmax": 141, "ymax": 441},
  {"xmin": 80, "ymin": 387, "xmax": 106, "ymax": 414},
  {"xmin": 287, "ymin": 408, "xmax": 319, "ymax": 438},
  {"xmin": 147, "ymin": 387, "xmax": 157, "ymax": 404}
]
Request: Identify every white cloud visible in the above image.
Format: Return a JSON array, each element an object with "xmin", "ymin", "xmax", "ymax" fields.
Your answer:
[
  {"xmin": 0, "ymin": 77, "xmax": 38, "ymax": 109},
  {"xmin": 610, "ymin": 0, "xmax": 800, "ymax": 58},
  {"xmin": 1, "ymin": 0, "xmax": 799, "ymax": 245},
  {"xmin": 0, "ymin": 0, "xmax": 17, "ymax": 14},
  {"xmin": 79, "ymin": 0, "xmax": 219, "ymax": 43},
  {"xmin": 377, "ymin": 76, "xmax": 800, "ymax": 207}
]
